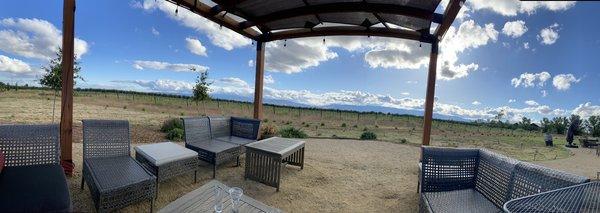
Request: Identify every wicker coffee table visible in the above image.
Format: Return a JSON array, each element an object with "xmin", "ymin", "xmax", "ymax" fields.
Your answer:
[
  {"xmin": 159, "ymin": 180, "xmax": 280, "ymax": 213},
  {"xmin": 244, "ymin": 137, "xmax": 305, "ymax": 191},
  {"xmin": 135, "ymin": 142, "xmax": 199, "ymax": 194}
]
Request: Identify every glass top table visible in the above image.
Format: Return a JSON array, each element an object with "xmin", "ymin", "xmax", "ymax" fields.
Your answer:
[{"xmin": 504, "ymin": 181, "xmax": 600, "ymax": 213}]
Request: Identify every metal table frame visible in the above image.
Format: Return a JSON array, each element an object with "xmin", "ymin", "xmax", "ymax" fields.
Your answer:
[{"xmin": 504, "ymin": 181, "xmax": 600, "ymax": 213}]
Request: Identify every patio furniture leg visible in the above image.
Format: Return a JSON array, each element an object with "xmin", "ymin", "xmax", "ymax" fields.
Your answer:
[
  {"xmin": 150, "ymin": 199, "xmax": 154, "ymax": 213},
  {"xmin": 155, "ymin": 181, "xmax": 159, "ymax": 200},
  {"xmin": 213, "ymin": 164, "xmax": 216, "ymax": 179},
  {"xmin": 237, "ymin": 156, "xmax": 240, "ymax": 167},
  {"xmin": 194, "ymin": 170, "xmax": 197, "ymax": 183},
  {"xmin": 80, "ymin": 177, "xmax": 85, "ymax": 190}
]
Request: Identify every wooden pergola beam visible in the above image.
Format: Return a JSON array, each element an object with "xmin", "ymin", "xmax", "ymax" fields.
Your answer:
[
  {"xmin": 262, "ymin": 26, "xmax": 435, "ymax": 43},
  {"xmin": 239, "ymin": 2, "xmax": 443, "ymax": 29},
  {"xmin": 421, "ymin": 40, "xmax": 438, "ymax": 147},
  {"xmin": 434, "ymin": 0, "xmax": 464, "ymax": 39},
  {"xmin": 60, "ymin": 0, "xmax": 75, "ymax": 175},
  {"xmin": 166, "ymin": 0, "xmax": 261, "ymax": 40},
  {"xmin": 253, "ymin": 41, "xmax": 265, "ymax": 120}
]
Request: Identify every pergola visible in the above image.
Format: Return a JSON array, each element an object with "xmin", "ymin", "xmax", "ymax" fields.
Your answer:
[{"xmin": 58, "ymin": 0, "xmax": 464, "ymax": 173}]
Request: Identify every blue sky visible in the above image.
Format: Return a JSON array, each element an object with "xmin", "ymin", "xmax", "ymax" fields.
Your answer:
[{"xmin": 1, "ymin": 0, "xmax": 599, "ymax": 122}]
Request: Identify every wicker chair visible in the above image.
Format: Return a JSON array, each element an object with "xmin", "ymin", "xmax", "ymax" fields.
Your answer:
[
  {"xmin": 81, "ymin": 120, "xmax": 156, "ymax": 212},
  {"xmin": 209, "ymin": 116, "xmax": 261, "ymax": 148},
  {"xmin": 182, "ymin": 117, "xmax": 241, "ymax": 178},
  {"xmin": 0, "ymin": 124, "xmax": 71, "ymax": 212},
  {"xmin": 419, "ymin": 146, "xmax": 590, "ymax": 213}
]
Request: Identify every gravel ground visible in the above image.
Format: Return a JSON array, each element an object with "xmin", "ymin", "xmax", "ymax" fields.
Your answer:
[{"xmin": 68, "ymin": 139, "xmax": 598, "ymax": 212}]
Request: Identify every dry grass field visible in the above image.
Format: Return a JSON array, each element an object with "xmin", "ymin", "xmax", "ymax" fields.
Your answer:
[{"xmin": 1, "ymin": 89, "xmax": 598, "ymax": 212}]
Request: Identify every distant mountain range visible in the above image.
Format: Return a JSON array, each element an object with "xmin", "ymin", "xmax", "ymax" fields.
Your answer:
[{"xmin": 212, "ymin": 93, "xmax": 472, "ymax": 122}]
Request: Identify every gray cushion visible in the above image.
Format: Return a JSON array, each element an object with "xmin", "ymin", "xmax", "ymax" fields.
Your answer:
[
  {"xmin": 134, "ymin": 142, "xmax": 197, "ymax": 166},
  {"xmin": 423, "ymin": 189, "xmax": 501, "ymax": 213}
]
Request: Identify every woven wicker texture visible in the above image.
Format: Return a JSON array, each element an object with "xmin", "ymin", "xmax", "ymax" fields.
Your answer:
[
  {"xmin": 0, "ymin": 124, "xmax": 60, "ymax": 167},
  {"xmin": 82, "ymin": 120, "xmax": 155, "ymax": 213},
  {"xmin": 420, "ymin": 146, "xmax": 590, "ymax": 213},
  {"xmin": 208, "ymin": 116, "xmax": 231, "ymax": 138},
  {"xmin": 82, "ymin": 120, "xmax": 130, "ymax": 159},
  {"xmin": 230, "ymin": 117, "xmax": 261, "ymax": 140},
  {"xmin": 504, "ymin": 182, "xmax": 600, "ymax": 213}
]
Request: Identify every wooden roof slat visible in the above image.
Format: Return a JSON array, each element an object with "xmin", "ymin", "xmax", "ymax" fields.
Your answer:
[
  {"xmin": 434, "ymin": 0, "xmax": 464, "ymax": 40},
  {"xmin": 166, "ymin": 0, "xmax": 261, "ymax": 40},
  {"xmin": 238, "ymin": 2, "xmax": 443, "ymax": 29},
  {"xmin": 262, "ymin": 26, "xmax": 435, "ymax": 43}
]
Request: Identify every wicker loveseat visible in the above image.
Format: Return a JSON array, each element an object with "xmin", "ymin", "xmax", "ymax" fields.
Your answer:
[
  {"xmin": 419, "ymin": 146, "xmax": 590, "ymax": 213},
  {"xmin": 183, "ymin": 116, "xmax": 260, "ymax": 178},
  {"xmin": 0, "ymin": 124, "xmax": 71, "ymax": 212}
]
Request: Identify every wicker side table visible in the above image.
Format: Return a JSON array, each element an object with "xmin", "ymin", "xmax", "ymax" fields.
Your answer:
[
  {"xmin": 245, "ymin": 137, "xmax": 305, "ymax": 191},
  {"xmin": 135, "ymin": 142, "xmax": 200, "ymax": 195}
]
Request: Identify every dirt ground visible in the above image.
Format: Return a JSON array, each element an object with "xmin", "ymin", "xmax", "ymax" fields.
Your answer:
[{"xmin": 68, "ymin": 139, "xmax": 599, "ymax": 212}]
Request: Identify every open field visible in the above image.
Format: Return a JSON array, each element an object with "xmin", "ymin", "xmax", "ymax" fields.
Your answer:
[
  {"xmin": 0, "ymin": 89, "xmax": 570, "ymax": 161},
  {"xmin": 1, "ymin": 89, "xmax": 598, "ymax": 212}
]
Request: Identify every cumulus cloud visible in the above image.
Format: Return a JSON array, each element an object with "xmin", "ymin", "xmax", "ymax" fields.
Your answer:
[
  {"xmin": 151, "ymin": 27, "xmax": 159, "ymax": 36},
  {"xmin": 523, "ymin": 42, "xmax": 530, "ymax": 49},
  {"xmin": 265, "ymin": 39, "xmax": 337, "ymax": 74},
  {"xmin": 572, "ymin": 102, "xmax": 600, "ymax": 119},
  {"xmin": 525, "ymin": 100, "xmax": 539, "ymax": 106},
  {"xmin": 468, "ymin": 0, "xmax": 575, "ymax": 16},
  {"xmin": 511, "ymin": 71, "xmax": 551, "ymax": 88},
  {"xmin": 135, "ymin": 0, "xmax": 251, "ymax": 50},
  {"xmin": 502, "ymin": 20, "xmax": 528, "ymax": 38},
  {"xmin": 509, "ymin": 99, "xmax": 516, "ymax": 103},
  {"xmin": 552, "ymin": 74, "xmax": 580, "ymax": 90},
  {"xmin": 264, "ymin": 75, "xmax": 275, "ymax": 84},
  {"xmin": 0, "ymin": 18, "xmax": 88, "ymax": 60},
  {"xmin": 185, "ymin": 37, "xmax": 207, "ymax": 56},
  {"xmin": 132, "ymin": 60, "xmax": 208, "ymax": 72},
  {"xmin": 538, "ymin": 23, "xmax": 560, "ymax": 45},
  {"xmin": 401, "ymin": 92, "xmax": 410, "ymax": 96},
  {"xmin": 541, "ymin": 90, "xmax": 548, "ymax": 97},
  {"xmin": 472, "ymin": 101, "xmax": 481, "ymax": 105},
  {"xmin": 248, "ymin": 60, "xmax": 254, "ymax": 67},
  {"xmin": 114, "ymin": 79, "xmax": 194, "ymax": 93}
]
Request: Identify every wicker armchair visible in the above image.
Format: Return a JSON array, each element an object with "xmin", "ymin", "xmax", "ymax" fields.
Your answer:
[
  {"xmin": 419, "ymin": 147, "xmax": 589, "ymax": 213},
  {"xmin": 0, "ymin": 124, "xmax": 71, "ymax": 212},
  {"xmin": 81, "ymin": 120, "xmax": 156, "ymax": 213},
  {"xmin": 182, "ymin": 117, "xmax": 241, "ymax": 178}
]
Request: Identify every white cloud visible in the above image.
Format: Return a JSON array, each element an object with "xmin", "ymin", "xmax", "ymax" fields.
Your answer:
[
  {"xmin": 541, "ymin": 90, "xmax": 548, "ymax": 97},
  {"xmin": 472, "ymin": 101, "xmax": 481, "ymax": 105},
  {"xmin": 218, "ymin": 77, "xmax": 249, "ymax": 88},
  {"xmin": 511, "ymin": 71, "xmax": 551, "ymax": 88},
  {"xmin": 151, "ymin": 27, "xmax": 159, "ymax": 36},
  {"xmin": 0, "ymin": 55, "xmax": 31, "ymax": 74},
  {"xmin": 114, "ymin": 79, "xmax": 194, "ymax": 93},
  {"xmin": 0, "ymin": 18, "xmax": 88, "ymax": 60},
  {"xmin": 572, "ymin": 102, "xmax": 600, "ymax": 119},
  {"xmin": 468, "ymin": 0, "xmax": 575, "ymax": 16},
  {"xmin": 265, "ymin": 39, "xmax": 337, "ymax": 74},
  {"xmin": 538, "ymin": 23, "xmax": 560, "ymax": 45},
  {"xmin": 552, "ymin": 73, "xmax": 580, "ymax": 90},
  {"xmin": 523, "ymin": 42, "xmax": 530, "ymax": 49},
  {"xmin": 401, "ymin": 92, "xmax": 410, "ymax": 96},
  {"xmin": 502, "ymin": 20, "xmax": 528, "ymax": 38},
  {"xmin": 525, "ymin": 100, "xmax": 539, "ymax": 106},
  {"xmin": 248, "ymin": 60, "xmax": 254, "ymax": 67},
  {"xmin": 509, "ymin": 99, "xmax": 516, "ymax": 103},
  {"xmin": 136, "ymin": 0, "xmax": 251, "ymax": 50},
  {"xmin": 264, "ymin": 75, "xmax": 275, "ymax": 84},
  {"xmin": 185, "ymin": 37, "xmax": 207, "ymax": 57},
  {"xmin": 132, "ymin": 60, "xmax": 208, "ymax": 72}
]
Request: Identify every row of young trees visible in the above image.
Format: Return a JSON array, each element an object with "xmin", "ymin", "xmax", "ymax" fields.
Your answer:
[{"xmin": 478, "ymin": 112, "xmax": 600, "ymax": 137}]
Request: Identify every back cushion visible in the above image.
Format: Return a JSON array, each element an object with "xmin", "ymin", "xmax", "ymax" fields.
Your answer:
[
  {"xmin": 475, "ymin": 149, "xmax": 518, "ymax": 208},
  {"xmin": 421, "ymin": 147, "xmax": 480, "ymax": 192},
  {"xmin": 209, "ymin": 117, "xmax": 231, "ymax": 138},
  {"xmin": 508, "ymin": 162, "xmax": 589, "ymax": 200}
]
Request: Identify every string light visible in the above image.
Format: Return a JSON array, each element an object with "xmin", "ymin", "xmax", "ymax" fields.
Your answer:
[
  {"xmin": 419, "ymin": 42, "xmax": 422, "ymax": 47},
  {"xmin": 284, "ymin": 39, "xmax": 287, "ymax": 47},
  {"xmin": 322, "ymin": 38, "xmax": 326, "ymax": 45},
  {"xmin": 175, "ymin": 5, "xmax": 179, "ymax": 15}
]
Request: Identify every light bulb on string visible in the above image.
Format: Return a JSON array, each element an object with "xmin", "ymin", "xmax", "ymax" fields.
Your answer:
[{"xmin": 284, "ymin": 39, "xmax": 287, "ymax": 47}]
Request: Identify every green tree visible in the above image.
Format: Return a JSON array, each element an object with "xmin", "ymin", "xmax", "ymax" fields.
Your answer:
[
  {"xmin": 518, "ymin": 116, "xmax": 533, "ymax": 130},
  {"xmin": 552, "ymin": 116, "xmax": 568, "ymax": 134},
  {"xmin": 0, "ymin": 81, "xmax": 7, "ymax": 92},
  {"xmin": 587, "ymin": 116, "xmax": 600, "ymax": 137},
  {"xmin": 541, "ymin": 117, "xmax": 553, "ymax": 133},
  {"xmin": 39, "ymin": 48, "xmax": 82, "ymax": 122},
  {"xmin": 192, "ymin": 68, "xmax": 211, "ymax": 115}
]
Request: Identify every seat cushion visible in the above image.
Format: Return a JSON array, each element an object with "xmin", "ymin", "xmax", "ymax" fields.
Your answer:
[
  {"xmin": 423, "ymin": 189, "xmax": 501, "ymax": 213},
  {"xmin": 85, "ymin": 156, "xmax": 155, "ymax": 192},
  {"xmin": 0, "ymin": 164, "xmax": 70, "ymax": 212},
  {"xmin": 186, "ymin": 139, "xmax": 240, "ymax": 153},
  {"xmin": 134, "ymin": 142, "xmax": 197, "ymax": 166},
  {"xmin": 215, "ymin": 136, "xmax": 255, "ymax": 146}
]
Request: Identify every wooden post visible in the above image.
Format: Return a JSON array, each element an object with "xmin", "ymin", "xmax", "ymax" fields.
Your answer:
[
  {"xmin": 422, "ymin": 40, "xmax": 439, "ymax": 147},
  {"xmin": 60, "ymin": 0, "xmax": 76, "ymax": 176},
  {"xmin": 253, "ymin": 41, "xmax": 265, "ymax": 120}
]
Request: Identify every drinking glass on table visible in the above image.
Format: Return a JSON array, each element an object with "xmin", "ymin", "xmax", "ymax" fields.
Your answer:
[
  {"xmin": 214, "ymin": 187, "xmax": 223, "ymax": 213},
  {"xmin": 228, "ymin": 187, "xmax": 243, "ymax": 213}
]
